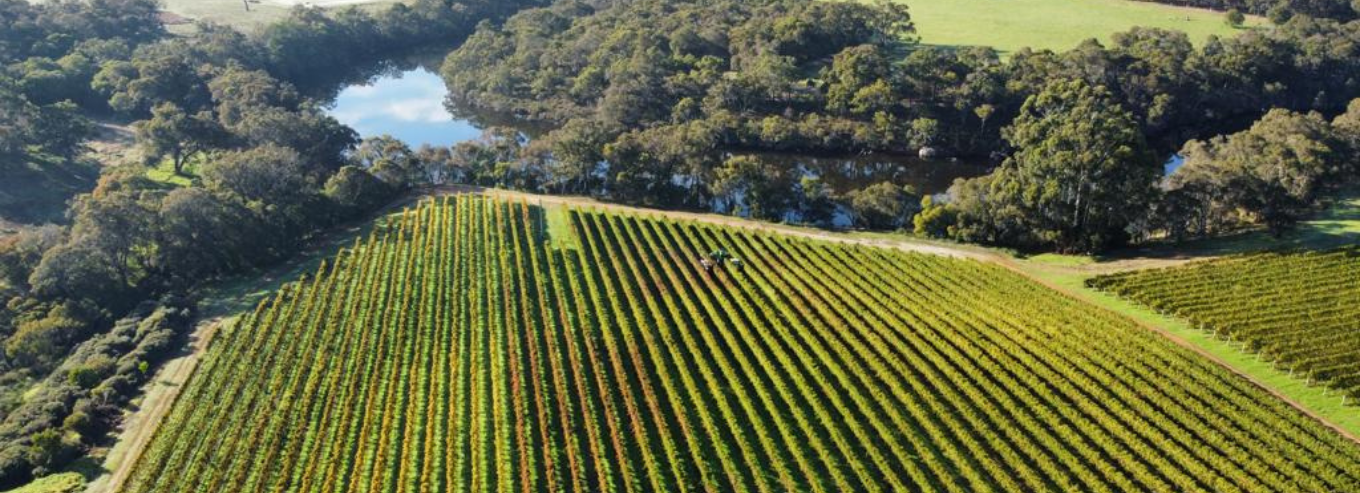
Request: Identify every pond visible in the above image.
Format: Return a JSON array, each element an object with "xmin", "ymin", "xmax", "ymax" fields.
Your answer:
[{"xmin": 327, "ymin": 67, "xmax": 484, "ymax": 148}]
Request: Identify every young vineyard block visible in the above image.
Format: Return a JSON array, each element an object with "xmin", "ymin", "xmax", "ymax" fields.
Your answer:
[
  {"xmin": 1091, "ymin": 247, "xmax": 1360, "ymax": 400},
  {"xmin": 123, "ymin": 197, "xmax": 1360, "ymax": 492}
]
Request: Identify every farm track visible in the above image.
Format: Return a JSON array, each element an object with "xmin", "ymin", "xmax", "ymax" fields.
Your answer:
[
  {"xmin": 440, "ymin": 186, "xmax": 1010, "ymax": 263},
  {"xmin": 94, "ymin": 187, "xmax": 1360, "ymax": 492},
  {"xmin": 89, "ymin": 318, "xmax": 222, "ymax": 493},
  {"xmin": 84, "ymin": 192, "xmax": 430, "ymax": 493}
]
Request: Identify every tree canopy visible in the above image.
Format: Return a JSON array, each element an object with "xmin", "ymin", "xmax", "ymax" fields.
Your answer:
[{"xmin": 943, "ymin": 80, "xmax": 1159, "ymax": 253}]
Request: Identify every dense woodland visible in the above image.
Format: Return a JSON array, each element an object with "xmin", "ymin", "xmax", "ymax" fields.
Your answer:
[
  {"xmin": 0, "ymin": 0, "xmax": 1359, "ymax": 485},
  {"xmin": 440, "ymin": 0, "xmax": 1360, "ymax": 252}
]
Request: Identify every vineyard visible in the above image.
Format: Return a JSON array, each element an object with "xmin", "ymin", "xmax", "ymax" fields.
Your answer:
[
  {"xmin": 1090, "ymin": 247, "xmax": 1360, "ymax": 400},
  {"xmin": 122, "ymin": 196, "xmax": 1360, "ymax": 492}
]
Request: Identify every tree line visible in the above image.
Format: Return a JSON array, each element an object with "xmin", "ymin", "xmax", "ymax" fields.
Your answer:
[
  {"xmin": 438, "ymin": 0, "xmax": 1360, "ymax": 252},
  {"xmin": 1144, "ymin": 0, "xmax": 1357, "ymax": 23},
  {"xmin": 916, "ymin": 83, "xmax": 1360, "ymax": 252},
  {"xmin": 0, "ymin": 0, "xmax": 543, "ymax": 486}
]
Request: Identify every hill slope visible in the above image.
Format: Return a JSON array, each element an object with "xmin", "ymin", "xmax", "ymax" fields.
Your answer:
[
  {"xmin": 123, "ymin": 196, "xmax": 1360, "ymax": 492},
  {"xmin": 1091, "ymin": 247, "xmax": 1360, "ymax": 399}
]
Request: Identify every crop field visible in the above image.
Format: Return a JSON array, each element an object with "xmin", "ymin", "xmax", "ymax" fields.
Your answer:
[
  {"xmin": 900, "ymin": 0, "xmax": 1264, "ymax": 53},
  {"xmin": 122, "ymin": 197, "xmax": 1360, "ymax": 492},
  {"xmin": 1091, "ymin": 248, "xmax": 1360, "ymax": 400}
]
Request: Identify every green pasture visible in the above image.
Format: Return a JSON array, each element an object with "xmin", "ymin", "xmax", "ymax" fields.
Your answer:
[
  {"xmin": 898, "ymin": 0, "xmax": 1265, "ymax": 53},
  {"xmin": 159, "ymin": 0, "xmax": 398, "ymax": 32}
]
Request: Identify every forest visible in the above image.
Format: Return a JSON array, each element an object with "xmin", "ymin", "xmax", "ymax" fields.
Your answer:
[{"xmin": 438, "ymin": 0, "xmax": 1360, "ymax": 252}]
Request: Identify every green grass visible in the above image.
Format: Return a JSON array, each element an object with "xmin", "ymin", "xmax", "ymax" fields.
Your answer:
[
  {"xmin": 0, "ymin": 473, "xmax": 84, "ymax": 493},
  {"xmin": 1019, "ymin": 264, "xmax": 1360, "ymax": 439},
  {"xmin": 543, "ymin": 203, "xmax": 579, "ymax": 250},
  {"xmin": 1023, "ymin": 252, "xmax": 1096, "ymax": 266},
  {"xmin": 144, "ymin": 158, "xmax": 200, "ymax": 188},
  {"xmin": 159, "ymin": 0, "xmax": 399, "ymax": 33},
  {"xmin": 1113, "ymin": 192, "xmax": 1360, "ymax": 260},
  {"xmin": 898, "ymin": 0, "xmax": 1265, "ymax": 53}
]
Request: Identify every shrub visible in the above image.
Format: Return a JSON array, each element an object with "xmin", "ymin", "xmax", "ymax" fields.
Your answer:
[{"xmin": 1226, "ymin": 9, "xmax": 1246, "ymax": 27}]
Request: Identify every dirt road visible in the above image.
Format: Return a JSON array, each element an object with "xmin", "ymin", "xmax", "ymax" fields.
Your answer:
[
  {"xmin": 441, "ymin": 185, "xmax": 1005, "ymax": 260},
  {"xmin": 83, "ymin": 192, "xmax": 424, "ymax": 493},
  {"xmin": 86, "ymin": 319, "xmax": 223, "ymax": 493}
]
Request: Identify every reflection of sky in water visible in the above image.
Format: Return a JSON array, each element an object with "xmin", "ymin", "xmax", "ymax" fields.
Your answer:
[
  {"xmin": 328, "ymin": 68, "xmax": 482, "ymax": 147},
  {"xmin": 1164, "ymin": 154, "xmax": 1186, "ymax": 176}
]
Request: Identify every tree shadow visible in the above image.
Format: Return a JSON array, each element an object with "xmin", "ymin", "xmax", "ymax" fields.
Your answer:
[
  {"xmin": 1101, "ymin": 192, "xmax": 1360, "ymax": 262},
  {"xmin": 0, "ymin": 153, "xmax": 99, "ymax": 227}
]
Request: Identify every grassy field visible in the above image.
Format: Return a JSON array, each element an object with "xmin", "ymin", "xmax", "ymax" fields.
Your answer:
[
  {"xmin": 121, "ymin": 196, "xmax": 1360, "ymax": 492},
  {"xmin": 902, "ymin": 0, "xmax": 1265, "ymax": 53},
  {"xmin": 157, "ymin": 0, "xmax": 398, "ymax": 32}
]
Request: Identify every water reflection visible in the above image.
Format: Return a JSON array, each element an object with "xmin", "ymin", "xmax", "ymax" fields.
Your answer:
[
  {"xmin": 323, "ymin": 61, "xmax": 999, "ymax": 229},
  {"xmin": 750, "ymin": 152, "xmax": 995, "ymax": 196},
  {"xmin": 1165, "ymin": 154, "xmax": 1186, "ymax": 176},
  {"xmin": 328, "ymin": 68, "xmax": 484, "ymax": 147},
  {"xmin": 714, "ymin": 152, "xmax": 996, "ymax": 227}
]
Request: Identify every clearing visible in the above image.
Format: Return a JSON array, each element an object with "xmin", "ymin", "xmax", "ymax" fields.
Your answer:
[
  {"xmin": 900, "ymin": 0, "xmax": 1265, "ymax": 53},
  {"xmin": 156, "ymin": 0, "xmax": 397, "ymax": 31}
]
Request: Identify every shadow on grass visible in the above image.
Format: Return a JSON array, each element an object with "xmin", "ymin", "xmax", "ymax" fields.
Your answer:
[
  {"xmin": 197, "ymin": 214, "xmax": 397, "ymax": 321},
  {"xmin": 1104, "ymin": 193, "xmax": 1360, "ymax": 262},
  {"xmin": 0, "ymin": 154, "xmax": 99, "ymax": 227}
]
